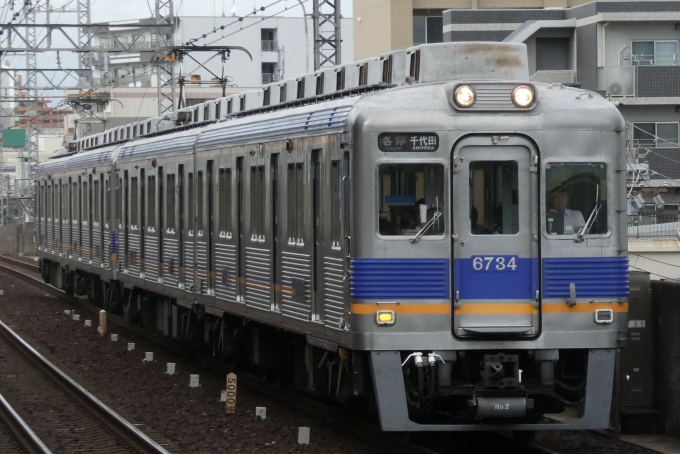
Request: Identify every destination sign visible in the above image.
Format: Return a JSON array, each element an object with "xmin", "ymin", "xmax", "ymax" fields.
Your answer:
[{"xmin": 378, "ymin": 132, "xmax": 439, "ymax": 152}]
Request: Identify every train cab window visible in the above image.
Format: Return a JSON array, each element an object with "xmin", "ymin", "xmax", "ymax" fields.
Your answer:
[
  {"xmin": 545, "ymin": 162, "xmax": 607, "ymax": 236},
  {"xmin": 469, "ymin": 161, "xmax": 519, "ymax": 235},
  {"xmin": 378, "ymin": 163, "xmax": 444, "ymax": 237}
]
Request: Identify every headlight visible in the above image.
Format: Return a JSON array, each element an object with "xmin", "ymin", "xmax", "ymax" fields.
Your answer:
[
  {"xmin": 512, "ymin": 85, "xmax": 535, "ymax": 108},
  {"xmin": 376, "ymin": 310, "xmax": 395, "ymax": 325},
  {"xmin": 454, "ymin": 85, "xmax": 476, "ymax": 108}
]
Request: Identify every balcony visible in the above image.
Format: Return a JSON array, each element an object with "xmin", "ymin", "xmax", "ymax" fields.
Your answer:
[
  {"xmin": 599, "ymin": 61, "xmax": 680, "ymax": 98},
  {"xmin": 628, "ymin": 214, "xmax": 680, "ymax": 238},
  {"xmin": 262, "ymin": 73, "xmax": 278, "ymax": 84},
  {"xmin": 261, "ymin": 40, "xmax": 278, "ymax": 52}
]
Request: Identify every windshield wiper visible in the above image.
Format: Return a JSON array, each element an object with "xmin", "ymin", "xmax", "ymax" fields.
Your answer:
[
  {"xmin": 410, "ymin": 211, "xmax": 443, "ymax": 243},
  {"xmin": 575, "ymin": 184, "xmax": 601, "ymax": 243}
]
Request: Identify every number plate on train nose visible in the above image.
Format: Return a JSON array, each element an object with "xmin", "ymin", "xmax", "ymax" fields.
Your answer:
[
  {"xmin": 475, "ymin": 397, "xmax": 528, "ymax": 417},
  {"xmin": 471, "ymin": 255, "xmax": 518, "ymax": 272}
]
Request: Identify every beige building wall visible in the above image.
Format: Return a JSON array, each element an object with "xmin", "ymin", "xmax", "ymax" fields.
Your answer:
[{"xmin": 354, "ymin": 0, "xmax": 594, "ymax": 59}]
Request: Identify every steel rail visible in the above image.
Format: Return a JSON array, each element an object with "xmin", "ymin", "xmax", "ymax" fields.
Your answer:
[
  {"xmin": 0, "ymin": 391, "xmax": 52, "ymax": 454},
  {"xmin": 0, "ymin": 255, "xmax": 39, "ymax": 272},
  {"xmin": 0, "ymin": 316, "xmax": 171, "ymax": 454}
]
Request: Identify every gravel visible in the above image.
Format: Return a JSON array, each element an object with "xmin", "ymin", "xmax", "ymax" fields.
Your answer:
[{"xmin": 0, "ymin": 269, "xmax": 380, "ymax": 453}]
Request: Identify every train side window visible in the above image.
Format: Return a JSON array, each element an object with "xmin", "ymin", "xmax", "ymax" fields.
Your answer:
[
  {"xmin": 148, "ymin": 175, "xmax": 156, "ymax": 229},
  {"xmin": 131, "ymin": 176, "xmax": 139, "ymax": 228},
  {"xmin": 378, "ymin": 163, "xmax": 444, "ymax": 237},
  {"xmin": 71, "ymin": 181, "xmax": 77, "ymax": 223},
  {"xmin": 93, "ymin": 179, "xmax": 99, "ymax": 225},
  {"xmin": 250, "ymin": 165, "xmax": 265, "ymax": 240},
  {"xmin": 117, "ymin": 176, "xmax": 123, "ymax": 227},
  {"xmin": 545, "ymin": 162, "xmax": 607, "ymax": 236},
  {"xmin": 218, "ymin": 168, "xmax": 232, "ymax": 236},
  {"xmin": 197, "ymin": 171, "xmax": 204, "ymax": 234},
  {"xmin": 331, "ymin": 160, "xmax": 341, "ymax": 247},
  {"xmin": 287, "ymin": 163, "xmax": 305, "ymax": 244},
  {"xmin": 188, "ymin": 172, "xmax": 195, "ymax": 233},
  {"xmin": 167, "ymin": 174, "xmax": 176, "ymax": 231},
  {"xmin": 469, "ymin": 161, "xmax": 519, "ymax": 235}
]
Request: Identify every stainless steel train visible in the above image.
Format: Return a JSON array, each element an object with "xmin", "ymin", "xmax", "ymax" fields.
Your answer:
[{"xmin": 35, "ymin": 42, "xmax": 629, "ymax": 431}]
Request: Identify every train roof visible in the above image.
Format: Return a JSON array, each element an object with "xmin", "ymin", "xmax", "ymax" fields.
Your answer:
[{"xmin": 65, "ymin": 42, "xmax": 531, "ymax": 154}]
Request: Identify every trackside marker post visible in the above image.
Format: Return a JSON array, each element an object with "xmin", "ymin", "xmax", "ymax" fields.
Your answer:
[
  {"xmin": 98, "ymin": 310, "xmax": 106, "ymax": 336},
  {"xmin": 225, "ymin": 373, "xmax": 237, "ymax": 413},
  {"xmin": 298, "ymin": 427, "xmax": 310, "ymax": 445}
]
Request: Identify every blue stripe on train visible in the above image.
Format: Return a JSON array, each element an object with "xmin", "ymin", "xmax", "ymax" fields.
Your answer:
[
  {"xmin": 350, "ymin": 258, "xmax": 450, "ymax": 299},
  {"xmin": 454, "ymin": 257, "xmax": 537, "ymax": 300},
  {"xmin": 350, "ymin": 256, "xmax": 628, "ymax": 301},
  {"xmin": 542, "ymin": 257, "xmax": 629, "ymax": 299}
]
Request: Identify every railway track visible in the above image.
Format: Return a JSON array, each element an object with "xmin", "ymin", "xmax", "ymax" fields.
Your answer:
[
  {"xmin": 0, "ymin": 316, "xmax": 171, "ymax": 454},
  {"xmin": 0, "ymin": 255, "xmax": 564, "ymax": 454},
  {"xmin": 0, "ymin": 390, "xmax": 51, "ymax": 454}
]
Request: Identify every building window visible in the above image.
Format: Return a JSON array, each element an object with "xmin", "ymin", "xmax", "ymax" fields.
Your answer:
[
  {"xmin": 413, "ymin": 15, "xmax": 443, "ymax": 45},
  {"xmin": 632, "ymin": 122, "xmax": 679, "ymax": 148},
  {"xmin": 632, "ymin": 41, "xmax": 678, "ymax": 66},
  {"xmin": 261, "ymin": 28, "xmax": 277, "ymax": 52},
  {"xmin": 262, "ymin": 62, "xmax": 278, "ymax": 84}
]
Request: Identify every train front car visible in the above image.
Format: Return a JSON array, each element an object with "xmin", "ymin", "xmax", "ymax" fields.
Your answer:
[{"xmin": 350, "ymin": 43, "xmax": 628, "ymax": 431}]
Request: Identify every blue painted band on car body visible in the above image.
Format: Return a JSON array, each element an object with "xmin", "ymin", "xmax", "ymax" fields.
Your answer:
[
  {"xmin": 350, "ymin": 258, "xmax": 450, "ymax": 299},
  {"xmin": 542, "ymin": 257, "xmax": 629, "ymax": 299},
  {"xmin": 454, "ymin": 257, "xmax": 537, "ymax": 300}
]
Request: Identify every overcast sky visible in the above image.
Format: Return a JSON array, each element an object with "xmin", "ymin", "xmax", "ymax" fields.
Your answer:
[{"xmin": 89, "ymin": 0, "xmax": 353, "ymax": 23}]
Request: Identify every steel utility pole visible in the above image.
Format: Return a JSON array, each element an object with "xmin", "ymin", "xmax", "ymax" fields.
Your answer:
[{"xmin": 312, "ymin": 0, "xmax": 341, "ymax": 70}]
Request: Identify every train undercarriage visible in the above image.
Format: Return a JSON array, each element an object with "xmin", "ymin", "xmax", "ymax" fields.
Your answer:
[{"xmin": 41, "ymin": 258, "xmax": 597, "ymax": 430}]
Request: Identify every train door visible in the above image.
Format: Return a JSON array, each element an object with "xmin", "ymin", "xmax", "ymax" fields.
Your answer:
[
  {"xmin": 122, "ymin": 170, "xmax": 130, "ymax": 274},
  {"xmin": 144, "ymin": 167, "xmax": 159, "ymax": 284},
  {"xmin": 311, "ymin": 148, "xmax": 323, "ymax": 322},
  {"xmin": 280, "ymin": 143, "xmax": 313, "ymax": 321},
  {"xmin": 139, "ymin": 169, "xmax": 146, "ymax": 278},
  {"xmin": 195, "ymin": 164, "xmax": 208, "ymax": 295},
  {"xmin": 92, "ymin": 175, "xmax": 100, "ymax": 265},
  {"xmin": 244, "ymin": 147, "xmax": 270, "ymax": 311},
  {"xmin": 129, "ymin": 170, "xmax": 142, "ymax": 277},
  {"xmin": 85, "ymin": 175, "xmax": 92, "ymax": 263},
  {"xmin": 59, "ymin": 180, "xmax": 65, "ymax": 256},
  {"xmin": 236, "ymin": 156, "xmax": 245, "ymax": 301},
  {"xmin": 207, "ymin": 160, "xmax": 215, "ymax": 294},
  {"xmin": 158, "ymin": 168, "xmax": 164, "ymax": 284},
  {"xmin": 451, "ymin": 136, "xmax": 539, "ymax": 337},
  {"xmin": 270, "ymin": 152, "xmax": 281, "ymax": 311},
  {"xmin": 215, "ymin": 158, "xmax": 237, "ymax": 306},
  {"xmin": 321, "ymin": 141, "xmax": 350, "ymax": 330},
  {"xmin": 77, "ymin": 177, "xmax": 82, "ymax": 260},
  {"xmin": 183, "ymin": 167, "xmax": 195, "ymax": 294},
  {"xmin": 103, "ymin": 174, "xmax": 110, "ymax": 269},
  {"xmin": 163, "ymin": 167, "xmax": 180, "ymax": 290}
]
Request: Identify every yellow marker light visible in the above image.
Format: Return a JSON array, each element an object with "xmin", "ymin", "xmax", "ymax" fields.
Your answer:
[
  {"xmin": 454, "ymin": 85, "xmax": 476, "ymax": 107},
  {"xmin": 376, "ymin": 310, "xmax": 395, "ymax": 325},
  {"xmin": 512, "ymin": 85, "xmax": 535, "ymax": 108}
]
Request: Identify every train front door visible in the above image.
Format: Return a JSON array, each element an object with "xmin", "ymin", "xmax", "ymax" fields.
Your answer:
[{"xmin": 451, "ymin": 136, "xmax": 539, "ymax": 337}]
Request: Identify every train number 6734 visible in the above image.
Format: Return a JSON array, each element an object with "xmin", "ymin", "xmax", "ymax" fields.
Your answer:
[{"xmin": 471, "ymin": 256, "xmax": 518, "ymax": 271}]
